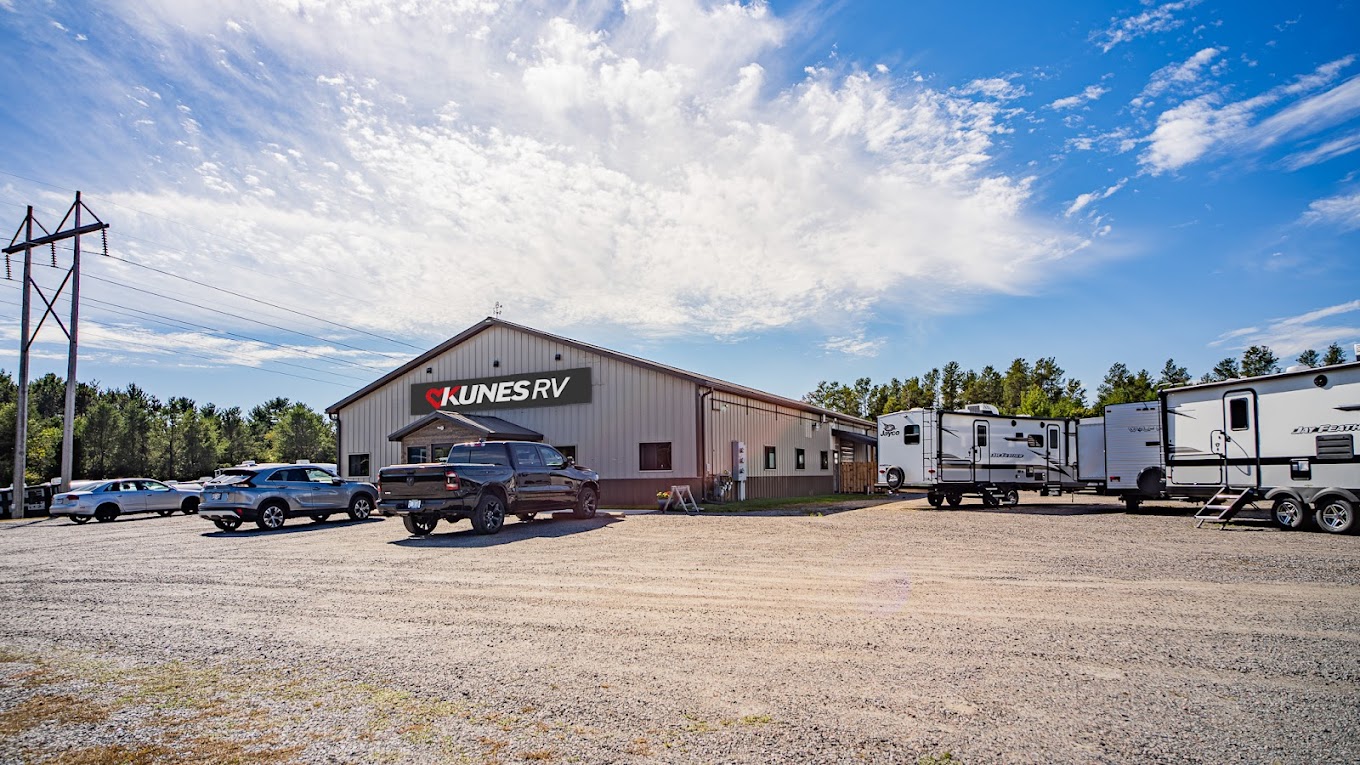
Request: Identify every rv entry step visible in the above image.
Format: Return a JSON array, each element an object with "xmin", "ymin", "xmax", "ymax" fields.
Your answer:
[{"xmin": 1194, "ymin": 486, "xmax": 1257, "ymax": 529}]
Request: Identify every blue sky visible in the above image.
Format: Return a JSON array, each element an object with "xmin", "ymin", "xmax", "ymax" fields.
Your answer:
[{"xmin": 1, "ymin": 0, "xmax": 1358, "ymax": 412}]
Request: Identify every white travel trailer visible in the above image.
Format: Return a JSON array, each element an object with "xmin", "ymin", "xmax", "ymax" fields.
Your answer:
[
  {"xmin": 1076, "ymin": 416, "xmax": 1105, "ymax": 486},
  {"xmin": 877, "ymin": 405, "xmax": 1080, "ymax": 507},
  {"xmin": 1101, "ymin": 401, "xmax": 1166, "ymax": 510},
  {"xmin": 1162, "ymin": 362, "xmax": 1360, "ymax": 533}
]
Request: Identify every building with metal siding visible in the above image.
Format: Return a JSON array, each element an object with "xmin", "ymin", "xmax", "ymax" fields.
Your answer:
[{"xmin": 327, "ymin": 318, "xmax": 875, "ymax": 505}]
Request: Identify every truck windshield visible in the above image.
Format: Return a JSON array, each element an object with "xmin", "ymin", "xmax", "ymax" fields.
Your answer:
[{"xmin": 447, "ymin": 444, "xmax": 510, "ymax": 466}]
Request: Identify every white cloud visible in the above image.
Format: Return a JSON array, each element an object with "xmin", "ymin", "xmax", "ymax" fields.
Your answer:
[
  {"xmin": 821, "ymin": 332, "xmax": 885, "ymax": 358},
  {"xmin": 1064, "ymin": 178, "xmax": 1127, "ymax": 217},
  {"xmin": 1095, "ymin": 0, "xmax": 1202, "ymax": 53},
  {"xmin": 1283, "ymin": 131, "xmax": 1360, "ymax": 170},
  {"xmin": 1140, "ymin": 57, "xmax": 1356, "ymax": 174},
  {"xmin": 1301, "ymin": 192, "xmax": 1360, "ymax": 230},
  {"xmin": 1214, "ymin": 301, "xmax": 1360, "ymax": 355},
  {"xmin": 0, "ymin": 0, "xmax": 16, "ymax": 13},
  {"xmin": 10, "ymin": 0, "xmax": 1083, "ymax": 349},
  {"xmin": 1048, "ymin": 85, "xmax": 1107, "ymax": 111},
  {"xmin": 956, "ymin": 77, "xmax": 1028, "ymax": 101},
  {"xmin": 1133, "ymin": 47, "xmax": 1223, "ymax": 108}
]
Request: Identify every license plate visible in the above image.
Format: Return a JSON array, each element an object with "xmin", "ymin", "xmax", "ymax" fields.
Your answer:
[
  {"xmin": 212, "ymin": 492, "xmax": 222, "ymax": 500},
  {"xmin": 406, "ymin": 499, "xmax": 421, "ymax": 509}
]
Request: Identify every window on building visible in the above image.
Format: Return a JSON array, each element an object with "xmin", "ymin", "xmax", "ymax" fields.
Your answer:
[
  {"xmin": 820, "ymin": 451, "xmax": 829, "ymax": 470},
  {"xmin": 347, "ymin": 454, "xmax": 370, "ymax": 478},
  {"xmin": 795, "ymin": 448, "xmax": 806, "ymax": 470},
  {"xmin": 904, "ymin": 424, "xmax": 921, "ymax": 445},
  {"xmin": 764, "ymin": 446, "xmax": 776, "ymax": 470},
  {"xmin": 1229, "ymin": 398, "xmax": 1250, "ymax": 431},
  {"xmin": 555, "ymin": 445, "xmax": 576, "ymax": 463},
  {"xmin": 432, "ymin": 443, "xmax": 454, "ymax": 461},
  {"xmin": 406, "ymin": 446, "xmax": 429, "ymax": 463},
  {"xmin": 640, "ymin": 442, "xmax": 672, "ymax": 471}
]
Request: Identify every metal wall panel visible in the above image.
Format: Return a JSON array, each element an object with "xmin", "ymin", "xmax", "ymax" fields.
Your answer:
[{"xmin": 338, "ymin": 325, "xmax": 697, "ymax": 481}]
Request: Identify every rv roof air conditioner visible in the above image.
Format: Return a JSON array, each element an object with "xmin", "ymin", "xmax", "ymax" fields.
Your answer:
[{"xmin": 962, "ymin": 403, "xmax": 1000, "ymax": 415}]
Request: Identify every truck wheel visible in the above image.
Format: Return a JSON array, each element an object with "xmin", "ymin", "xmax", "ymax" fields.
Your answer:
[
  {"xmin": 926, "ymin": 492, "xmax": 943, "ymax": 508},
  {"xmin": 1271, "ymin": 496, "xmax": 1308, "ymax": 530},
  {"xmin": 885, "ymin": 467, "xmax": 905, "ymax": 490},
  {"xmin": 95, "ymin": 504, "xmax": 119, "ymax": 523},
  {"xmin": 573, "ymin": 487, "xmax": 598, "ymax": 519},
  {"xmin": 257, "ymin": 502, "xmax": 287, "ymax": 530},
  {"xmin": 945, "ymin": 493, "xmax": 962, "ymax": 508},
  {"xmin": 213, "ymin": 518, "xmax": 241, "ymax": 532},
  {"xmin": 403, "ymin": 514, "xmax": 438, "ymax": 536},
  {"xmin": 1315, "ymin": 498, "xmax": 1356, "ymax": 534},
  {"xmin": 347, "ymin": 494, "xmax": 374, "ymax": 521},
  {"xmin": 471, "ymin": 494, "xmax": 506, "ymax": 534}
]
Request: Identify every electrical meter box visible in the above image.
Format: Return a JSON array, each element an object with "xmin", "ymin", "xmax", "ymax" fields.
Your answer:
[{"xmin": 732, "ymin": 441, "xmax": 747, "ymax": 481}]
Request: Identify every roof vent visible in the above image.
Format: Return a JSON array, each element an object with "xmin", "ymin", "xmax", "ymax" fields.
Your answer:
[{"xmin": 962, "ymin": 403, "xmax": 1000, "ymax": 415}]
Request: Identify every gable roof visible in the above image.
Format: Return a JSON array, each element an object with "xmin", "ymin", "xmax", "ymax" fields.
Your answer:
[
  {"xmin": 327, "ymin": 317, "xmax": 874, "ymax": 428},
  {"xmin": 387, "ymin": 411, "xmax": 544, "ymax": 442}
]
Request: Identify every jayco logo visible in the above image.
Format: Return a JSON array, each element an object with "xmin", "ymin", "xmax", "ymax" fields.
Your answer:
[
  {"xmin": 410, "ymin": 368, "xmax": 592, "ymax": 415},
  {"xmin": 881, "ymin": 423, "xmax": 899, "ymax": 437}
]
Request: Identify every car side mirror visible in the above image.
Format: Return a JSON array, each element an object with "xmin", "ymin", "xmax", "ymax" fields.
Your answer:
[
  {"xmin": 564, "ymin": 457, "xmax": 574, "ymax": 467},
  {"xmin": 331, "ymin": 478, "xmax": 343, "ymax": 485}
]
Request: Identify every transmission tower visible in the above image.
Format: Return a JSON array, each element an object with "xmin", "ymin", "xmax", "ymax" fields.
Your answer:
[{"xmin": 3, "ymin": 193, "xmax": 108, "ymax": 517}]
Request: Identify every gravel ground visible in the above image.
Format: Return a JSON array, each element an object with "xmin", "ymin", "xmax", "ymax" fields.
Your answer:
[{"xmin": 0, "ymin": 494, "xmax": 1358, "ymax": 764}]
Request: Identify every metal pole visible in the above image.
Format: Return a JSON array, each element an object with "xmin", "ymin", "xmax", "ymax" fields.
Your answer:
[
  {"xmin": 11, "ymin": 209, "xmax": 34, "ymax": 518},
  {"xmin": 59, "ymin": 193, "xmax": 82, "ymax": 491}
]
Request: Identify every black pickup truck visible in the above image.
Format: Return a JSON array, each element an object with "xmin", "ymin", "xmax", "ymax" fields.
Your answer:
[{"xmin": 377, "ymin": 441, "xmax": 601, "ymax": 536}]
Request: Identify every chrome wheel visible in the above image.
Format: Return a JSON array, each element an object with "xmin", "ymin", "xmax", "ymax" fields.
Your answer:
[
  {"xmin": 1316, "ymin": 499, "xmax": 1355, "ymax": 534},
  {"xmin": 1271, "ymin": 497, "xmax": 1307, "ymax": 530},
  {"xmin": 258, "ymin": 504, "xmax": 286, "ymax": 530},
  {"xmin": 348, "ymin": 495, "xmax": 373, "ymax": 521}
]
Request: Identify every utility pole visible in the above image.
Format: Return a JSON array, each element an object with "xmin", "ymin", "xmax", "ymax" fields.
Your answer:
[{"xmin": 3, "ymin": 193, "xmax": 108, "ymax": 517}]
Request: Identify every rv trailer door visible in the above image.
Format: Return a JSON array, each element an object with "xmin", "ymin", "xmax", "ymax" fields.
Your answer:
[
  {"xmin": 1222, "ymin": 391, "xmax": 1260, "ymax": 488},
  {"xmin": 972, "ymin": 420, "xmax": 989, "ymax": 484}
]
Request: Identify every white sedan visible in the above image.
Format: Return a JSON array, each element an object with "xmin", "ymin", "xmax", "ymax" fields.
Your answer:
[{"xmin": 50, "ymin": 479, "xmax": 202, "ymax": 524}]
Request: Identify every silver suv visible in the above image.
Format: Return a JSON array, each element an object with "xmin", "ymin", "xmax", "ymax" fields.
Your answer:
[{"xmin": 198, "ymin": 463, "xmax": 377, "ymax": 532}]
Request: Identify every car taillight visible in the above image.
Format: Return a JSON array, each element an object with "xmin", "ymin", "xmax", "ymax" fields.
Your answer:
[
  {"xmin": 62, "ymin": 494, "xmax": 80, "ymax": 500},
  {"xmin": 376, "ymin": 478, "xmax": 383, "ymax": 494},
  {"xmin": 445, "ymin": 470, "xmax": 460, "ymax": 491}
]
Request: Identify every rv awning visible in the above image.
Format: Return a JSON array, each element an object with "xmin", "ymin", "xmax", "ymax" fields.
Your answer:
[
  {"xmin": 832, "ymin": 429, "xmax": 876, "ymax": 446},
  {"xmin": 387, "ymin": 411, "xmax": 544, "ymax": 442}
]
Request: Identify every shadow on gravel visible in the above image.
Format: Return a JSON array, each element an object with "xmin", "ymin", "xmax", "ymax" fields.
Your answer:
[
  {"xmin": 389, "ymin": 514, "xmax": 621, "ymax": 547},
  {"xmin": 202, "ymin": 517, "xmax": 387, "ymax": 537},
  {"xmin": 672, "ymin": 494, "xmax": 911, "ymax": 518}
]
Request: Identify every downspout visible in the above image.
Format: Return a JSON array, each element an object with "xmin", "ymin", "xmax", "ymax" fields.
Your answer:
[
  {"xmin": 697, "ymin": 386, "xmax": 712, "ymax": 495},
  {"xmin": 329, "ymin": 412, "xmax": 342, "ymax": 475}
]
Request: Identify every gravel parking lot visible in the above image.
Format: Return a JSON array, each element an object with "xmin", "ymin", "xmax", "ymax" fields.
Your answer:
[{"xmin": 1, "ymin": 494, "xmax": 1358, "ymax": 764}]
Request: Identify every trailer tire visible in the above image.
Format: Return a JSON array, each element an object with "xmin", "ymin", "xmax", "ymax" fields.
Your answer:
[
  {"xmin": 1270, "ymin": 496, "xmax": 1309, "ymax": 531},
  {"xmin": 982, "ymin": 492, "xmax": 1000, "ymax": 508},
  {"xmin": 1002, "ymin": 489, "xmax": 1019, "ymax": 507},
  {"xmin": 945, "ymin": 493, "xmax": 962, "ymax": 508},
  {"xmin": 1314, "ymin": 498, "xmax": 1356, "ymax": 534},
  {"xmin": 885, "ymin": 467, "xmax": 905, "ymax": 490},
  {"xmin": 926, "ymin": 492, "xmax": 943, "ymax": 508},
  {"xmin": 1136, "ymin": 467, "xmax": 1164, "ymax": 499}
]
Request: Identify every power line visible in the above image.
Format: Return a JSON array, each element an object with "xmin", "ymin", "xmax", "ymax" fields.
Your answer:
[
  {"xmin": 0, "ymin": 276, "xmax": 385, "ymax": 382},
  {"xmin": 0, "ymin": 292, "xmax": 355, "ymax": 388},
  {"xmin": 3, "ymin": 173, "xmax": 426, "ymax": 350}
]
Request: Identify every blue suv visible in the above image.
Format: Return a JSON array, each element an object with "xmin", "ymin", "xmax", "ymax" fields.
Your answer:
[{"xmin": 198, "ymin": 463, "xmax": 378, "ymax": 532}]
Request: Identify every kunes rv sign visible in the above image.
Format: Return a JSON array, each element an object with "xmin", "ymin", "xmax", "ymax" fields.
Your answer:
[{"xmin": 411, "ymin": 369, "xmax": 592, "ymax": 415}]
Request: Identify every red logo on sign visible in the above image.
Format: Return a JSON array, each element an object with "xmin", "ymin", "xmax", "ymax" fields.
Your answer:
[{"xmin": 425, "ymin": 386, "xmax": 462, "ymax": 410}]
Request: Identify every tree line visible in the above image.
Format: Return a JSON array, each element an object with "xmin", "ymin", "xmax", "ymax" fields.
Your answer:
[
  {"xmin": 803, "ymin": 342, "xmax": 1352, "ymax": 421},
  {"xmin": 1, "ymin": 371, "xmax": 336, "ymax": 485}
]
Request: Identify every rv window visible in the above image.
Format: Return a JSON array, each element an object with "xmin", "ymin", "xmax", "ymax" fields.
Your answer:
[
  {"xmin": 1229, "ymin": 398, "xmax": 1250, "ymax": 431},
  {"xmin": 904, "ymin": 424, "xmax": 921, "ymax": 445},
  {"xmin": 975, "ymin": 424, "xmax": 988, "ymax": 447},
  {"xmin": 1027, "ymin": 434, "xmax": 1044, "ymax": 448},
  {"xmin": 1049, "ymin": 427, "xmax": 1059, "ymax": 449}
]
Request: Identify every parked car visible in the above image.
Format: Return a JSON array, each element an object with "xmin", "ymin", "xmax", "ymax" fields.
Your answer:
[
  {"xmin": 50, "ymin": 478, "xmax": 202, "ymax": 524},
  {"xmin": 377, "ymin": 441, "xmax": 600, "ymax": 536},
  {"xmin": 197, "ymin": 463, "xmax": 378, "ymax": 532}
]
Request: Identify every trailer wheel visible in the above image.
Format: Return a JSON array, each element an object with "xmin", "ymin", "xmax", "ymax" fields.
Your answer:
[
  {"xmin": 885, "ymin": 467, "xmax": 905, "ymax": 491},
  {"xmin": 982, "ymin": 492, "xmax": 1000, "ymax": 508},
  {"xmin": 926, "ymin": 492, "xmax": 943, "ymax": 508},
  {"xmin": 945, "ymin": 493, "xmax": 962, "ymax": 508},
  {"xmin": 1270, "ymin": 496, "xmax": 1309, "ymax": 531},
  {"xmin": 1002, "ymin": 489, "xmax": 1019, "ymax": 507},
  {"xmin": 1315, "ymin": 498, "xmax": 1356, "ymax": 534}
]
